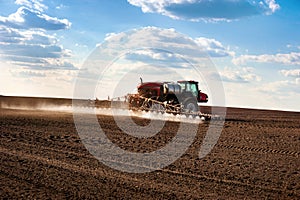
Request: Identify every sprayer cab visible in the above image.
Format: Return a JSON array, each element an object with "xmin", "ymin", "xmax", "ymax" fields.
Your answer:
[{"xmin": 177, "ymin": 80, "xmax": 208, "ymax": 103}]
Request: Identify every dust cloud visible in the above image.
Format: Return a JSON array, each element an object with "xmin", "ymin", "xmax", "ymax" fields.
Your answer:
[{"xmin": 1, "ymin": 103, "xmax": 204, "ymax": 124}]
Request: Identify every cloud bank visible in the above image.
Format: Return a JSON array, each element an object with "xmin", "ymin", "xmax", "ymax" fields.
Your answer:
[{"xmin": 0, "ymin": 0, "xmax": 74, "ymax": 79}]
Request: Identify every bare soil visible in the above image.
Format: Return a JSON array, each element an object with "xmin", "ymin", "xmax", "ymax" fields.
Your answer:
[{"xmin": 0, "ymin": 104, "xmax": 299, "ymax": 199}]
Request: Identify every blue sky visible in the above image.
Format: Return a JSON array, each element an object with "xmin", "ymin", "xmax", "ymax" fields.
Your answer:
[{"xmin": 0, "ymin": 0, "xmax": 300, "ymax": 111}]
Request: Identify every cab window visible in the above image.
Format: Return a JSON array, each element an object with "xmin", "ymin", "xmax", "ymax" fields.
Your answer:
[{"xmin": 188, "ymin": 83, "xmax": 198, "ymax": 96}]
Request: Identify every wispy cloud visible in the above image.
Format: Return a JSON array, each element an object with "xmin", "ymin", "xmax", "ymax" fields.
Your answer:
[
  {"xmin": 219, "ymin": 67, "xmax": 261, "ymax": 83},
  {"xmin": 280, "ymin": 69, "xmax": 300, "ymax": 78},
  {"xmin": 195, "ymin": 37, "xmax": 234, "ymax": 57},
  {"xmin": 232, "ymin": 52, "xmax": 300, "ymax": 65},
  {"xmin": 265, "ymin": 0, "xmax": 280, "ymax": 13},
  {"xmin": 258, "ymin": 79, "xmax": 300, "ymax": 95},
  {"xmin": 15, "ymin": 0, "xmax": 48, "ymax": 12},
  {"xmin": 55, "ymin": 4, "xmax": 67, "ymax": 10},
  {"xmin": 127, "ymin": 0, "xmax": 280, "ymax": 22},
  {"xmin": 17, "ymin": 69, "xmax": 46, "ymax": 77}
]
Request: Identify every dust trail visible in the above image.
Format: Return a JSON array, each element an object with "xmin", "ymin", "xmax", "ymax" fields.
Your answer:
[
  {"xmin": 2, "ymin": 104, "xmax": 204, "ymax": 124},
  {"xmin": 130, "ymin": 110, "xmax": 204, "ymax": 124},
  {"xmin": 73, "ymin": 106, "xmax": 204, "ymax": 124},
  {"xmin": 1, "ymin": 104, "xmax": 73, "ymax": 112}
]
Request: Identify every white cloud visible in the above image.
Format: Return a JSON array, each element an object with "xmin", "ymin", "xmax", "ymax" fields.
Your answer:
[
  {"xmin": 125, "ymin": 49, "xmax": 183, "ymax": 62},
  {"xmin": 258, "ymin": 79, "xmax": 300, "ymax": 95},
  {"xmin": 17, "ymin": 69, "xmax": 46, "ymax": 77},
  {"xmin": 0, "ymin": 7, "xmax": 71, "ymax": 30},
  {"xmin": 195, "ymin": 37, "xmax": 235, "ymax": 57},
  {"xmin": 280, "ymin": 69, "xmax": 300, "ymax": 78},
  {"xmin": 102, "ymin": 27, "xmax": 233, "ymax": 63},
  {"xmin": 222, "ymin": 80, "xmax": 300, "ymax": 111},
  {"xmin": 0, "ymin": 26, "xmax": 75, "ymax": 71},
  {"xmin": 220, "ymin": 67, "xmax": 261, "ymax": 83},
  {"xmin": 127, "ymin": 0, "xmax": 280, "ymax": 22},
  {"xmin": 233, "ymin": 52, "xmax": 300, "ymax": 65},
  {"xmin": 265, "ymin": 0, "xmax": 280, "ymax": 13},
  {"xmin": 55, "ymin": 4, "xmax": 66, "ymax": 10},
  {"xmin": 296, "ymin": 78, "xmax": 300, "ymax": 85},
  {"xmin": 0, "ymin": 60, "xmax": 76, "ymax": 98},
  {"xmin": 15, "ymin": 0, "xmax": 48, "ymax": 12},
  {"xmin": 99, "ymin": 27, "xmax": 206, "ymax": 61}
]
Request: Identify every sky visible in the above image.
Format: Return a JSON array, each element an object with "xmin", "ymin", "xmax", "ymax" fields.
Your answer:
[{"xmin": 0, "ymin": 0, "xmax": 300, "ymax": 111}]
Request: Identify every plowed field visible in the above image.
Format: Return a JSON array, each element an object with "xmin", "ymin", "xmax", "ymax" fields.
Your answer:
[{"xmin": 1, "ymin": 107, "xmax": 299, "ymax": 199}]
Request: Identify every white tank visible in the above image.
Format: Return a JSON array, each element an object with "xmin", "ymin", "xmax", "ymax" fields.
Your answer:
[{"xmin": 163, "ymin": 83, "xmax": 181, "ymax": 95}]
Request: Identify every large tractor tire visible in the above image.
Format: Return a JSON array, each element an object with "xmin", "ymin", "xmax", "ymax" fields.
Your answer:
[{"xmin": 183, "ymin": 98, "xmax": 199, "ymax": 114}]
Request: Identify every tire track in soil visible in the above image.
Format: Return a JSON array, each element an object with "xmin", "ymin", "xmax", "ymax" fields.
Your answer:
[
  {"xmin": 225, "ymin": 119, "xmax": 300, "ymax": 129},
  {"xmin": 216, "ymin": 144, "xmax": 299, "ymax": 157},
  {"xmin": 221, "ymin": 120, "xmax": 300, "ymax": 154}
]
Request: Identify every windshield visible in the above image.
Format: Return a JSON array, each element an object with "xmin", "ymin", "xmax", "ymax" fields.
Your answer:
[
  {"xmin": 189, "ymin": 83, "xmax": 198, "ymax": 96},
  {"xmin": 179, "ymin": 82, "xmax": 198, "ymax": 97}
]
